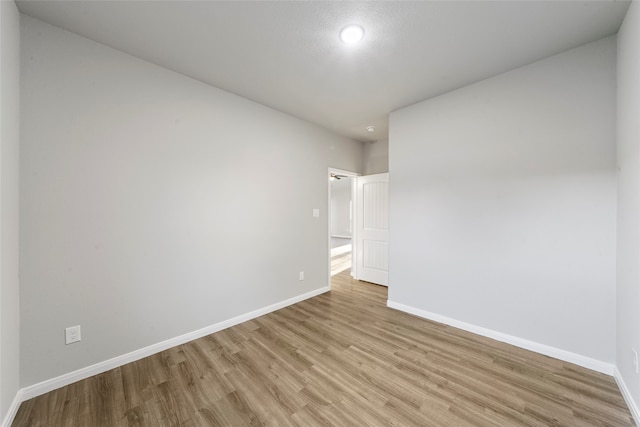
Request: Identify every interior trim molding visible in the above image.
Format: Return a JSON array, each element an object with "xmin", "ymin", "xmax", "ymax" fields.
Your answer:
[
  {"xmin": 614, "ymin": 367, "xmax": 640, "ymax": 425},
  {"xmin": 1, "ymin": 389, "xmax": 24, "ymax": 427},
  {"xmin": 387, "ymin": 300, "xmax": 615, "ymax": 376},
  {"xmin": 17, "ymin": 286, "xmax": 330, "ymax": 405}
]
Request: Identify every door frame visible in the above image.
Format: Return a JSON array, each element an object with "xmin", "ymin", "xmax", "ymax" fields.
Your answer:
[{"xmin": 327, "ymin": 167, "xmax": 360, "ymax": 289}]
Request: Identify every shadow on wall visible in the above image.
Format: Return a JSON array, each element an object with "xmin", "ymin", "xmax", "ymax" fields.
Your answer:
[{"xmin": 363, "ymin": 139, "xmax": 389, "ymax": 175}]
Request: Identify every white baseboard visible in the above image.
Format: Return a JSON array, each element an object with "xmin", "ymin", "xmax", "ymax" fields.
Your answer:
[
  {"xmin": 387, "ymin": 300, "xmax": 615, "ymax": 375},
  {"xmin": 614, "ymin": 367, "xmax": 640, "ymax": 425},
  {"xmin": 18, "ymin": 286, "xmax": 329, "ymax": 404},
  {"xmin": 1, "ymin": 389, "xmax": 24, "ymax": 427}
]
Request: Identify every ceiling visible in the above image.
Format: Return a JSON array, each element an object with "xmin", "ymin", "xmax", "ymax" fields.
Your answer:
[{"xmin": 16, "ymin": 1, "xmax": 630, "ymax": 143}]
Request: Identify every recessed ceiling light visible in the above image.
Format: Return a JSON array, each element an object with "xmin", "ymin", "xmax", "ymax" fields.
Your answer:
[
  {"xmin": 339, "ymin": 25, "xmax": 365, "ymax": 44},
  {"xmin": 366, "ymin": 126, "xmax": 376, "ymax": 133}
]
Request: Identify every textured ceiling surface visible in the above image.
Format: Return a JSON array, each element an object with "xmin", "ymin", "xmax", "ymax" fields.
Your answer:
[{"xmin": 17, "ymin": 1, "xmax": 630, "ymax": 142}]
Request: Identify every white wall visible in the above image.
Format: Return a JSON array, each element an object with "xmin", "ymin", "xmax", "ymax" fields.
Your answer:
[
  {"xmin": 617, "ymin": 0, "xmax": 640, "ymax": 415},
  {"xmin": 330, "ymin": 178, "xmax": 351, "ymax": 238},
  {"xmin": 363, "ymin": 139, "xmax": 389, "ymax": 175},
  {"xmin": 0, "ymin": 0, "xmax": 21, "ymax": 423},
  {"xmin": 20, "ymin": 16, "xmax": 363, "ymax": 387},
  {"xmin": 389, "ymin": 37, "xmax": 617, "ymax": 364}
]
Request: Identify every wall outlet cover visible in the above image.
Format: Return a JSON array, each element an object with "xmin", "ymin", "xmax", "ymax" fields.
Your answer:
[{"xmin": 65, "ymin": 325, "xmax": 81, "ymax": 345}]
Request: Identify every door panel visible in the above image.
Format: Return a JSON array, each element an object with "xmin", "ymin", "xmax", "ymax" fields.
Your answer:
[
  {"xmin": 363, "ymin": 240, "xmax": 388, "ymax": 271},
  {"xmin": 355, "ymin": 173, "xmax": 389, "ymax": 286}
]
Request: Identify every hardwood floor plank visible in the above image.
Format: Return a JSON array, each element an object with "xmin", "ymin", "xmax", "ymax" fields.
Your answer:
[{"xmin": 12, "ymin": 270, "xmax": 636, "ymax": 426}]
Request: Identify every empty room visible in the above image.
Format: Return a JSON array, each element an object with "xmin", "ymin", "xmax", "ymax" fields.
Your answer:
[{"xmin": 2, "ymin": 0, "xmax": 640, "ymax": 425}]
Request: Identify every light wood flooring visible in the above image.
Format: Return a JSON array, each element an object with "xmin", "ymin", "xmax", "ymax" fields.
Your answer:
[
  {"xmin": 13, "ymin": 271, "xmax": 635, "ymax": 426},
  {"xmin": 330, "ymin": 251, "xmax": 351, "ymax": 276}
]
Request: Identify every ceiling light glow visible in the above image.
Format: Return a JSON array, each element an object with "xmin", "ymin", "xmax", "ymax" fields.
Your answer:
[
  {"xmin": 339, "ymin": 25, "xmax": 365, "ymax": 44},
  {"xmin": 366, "ymin": 126, "xmax": 376, "ymax": 133}
]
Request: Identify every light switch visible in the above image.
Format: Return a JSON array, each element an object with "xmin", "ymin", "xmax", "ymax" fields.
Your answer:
[{"xmin": 312, "ymin": 209, "xmax": 320, "ymax": 217}]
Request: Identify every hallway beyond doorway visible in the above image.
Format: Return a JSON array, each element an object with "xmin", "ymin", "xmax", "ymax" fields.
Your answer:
[{"xmin": 331, "ymin": 244, "xmax": 351, "ymax": 276}]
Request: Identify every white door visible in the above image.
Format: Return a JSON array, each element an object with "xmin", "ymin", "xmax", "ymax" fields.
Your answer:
[{"xmin": 354, "ymin": 173, "xmax": 389, "ymax": 286}]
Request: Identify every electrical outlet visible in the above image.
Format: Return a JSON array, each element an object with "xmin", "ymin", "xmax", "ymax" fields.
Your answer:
[
  {"xmin": 633, "ymin": 349, "xmax": 639, "ymax": 374},
  {"xmin": 299, "ymin": 271, "xmax": 304, "ymax": 281},
  {"xmin": 65, "ymin": 325, "xmax": 81, "ymax": 345}
]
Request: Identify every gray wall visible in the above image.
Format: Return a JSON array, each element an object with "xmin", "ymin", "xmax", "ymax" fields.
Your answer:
[
  {"xmin": 0, "ymin": 0, "xmax": 21, "ymax": 422},
  {"xmin": 617, "ymin": 1, "xmax": 640, "ymax": 413},
  {"xmin": 20, "ymin": 16, "xmax": 363, "ymax": 387},
  {"xmin": 330, "ymin": 178, "xmax": 351, "ymax": 238},
  {"xmin": 363, "ymin": 139, "xmax": 389, "ymax": 175},
  {"xmin": 388, "ymin": 37, "xmax": 617, "ymax": 363}
]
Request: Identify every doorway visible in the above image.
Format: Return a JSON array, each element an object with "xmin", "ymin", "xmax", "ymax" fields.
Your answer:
[{"xmin": 328, "ymin": 168, "xmax": 359, "ymax": 286}]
